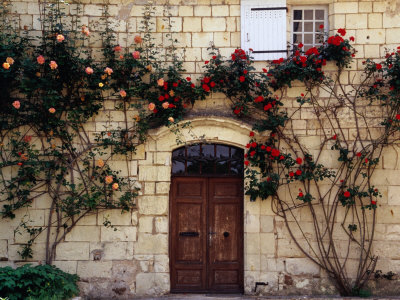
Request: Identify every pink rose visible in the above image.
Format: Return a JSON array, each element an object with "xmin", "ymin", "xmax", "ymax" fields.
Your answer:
[
  {"xmin": 132, "ymin": 51, "xmax": 140, "ymax": 59},
  {"xmin": 12, "ymin": 100, "xmax": 20, "ymax": 109}
]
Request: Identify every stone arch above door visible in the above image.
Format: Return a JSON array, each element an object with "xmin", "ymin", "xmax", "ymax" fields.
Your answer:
[{"xmin": 147, "ymin": 117, "xmax": 255, "ymax": 153}]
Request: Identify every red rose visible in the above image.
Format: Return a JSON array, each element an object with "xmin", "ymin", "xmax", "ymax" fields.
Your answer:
[
  {"xmin": 251, "ymin": 142, "xmax": 257, "ymax": 148},
  {"xmin": 244, "ymin": 160, "xmax": 249, "ymax": 166},
  {"xmin": 261, "ymin": 145, "xmax": 265, "ymax": 150},
  {"xmin": 17, "ymin": 162, "xmax": 23, "ymax": 166},
  {"xmin": 239, "ymin": 76, "xmax": 245, "ymax": 82},
  {"xmin": 266, "ymin": 146, "xmax": 271, "ymax": 152},
  {"xmin": 173, "ymin": 82, "xmax": 178, "ymax": 87},
  {"xmin": 190, "ymin": 83, "xmax": 195, "ymax": 88},
  {"xmin": 332, "ymin": 134, "xmax": 337, "ymax": 140},
  {"xmin": 375, "ymin": 63, "xmax": 382, "ymax": 70},
  {"xmin": 356, "ymin": 152, "xmax": 362, "ymax": 157},
  {"xmin": 396, "ymin": 114, "xmax": 400, "ymax": 120},
  {"xmin": 289, "ymin": 172, "xmax": 294, "ymax": 177},
  {"xmin": 159, "ymin": 95, "xmax": 165, "ymax": 101},
  {"xmin": 350, "ymin": 36, "xmax": 355, "ymax": 42},
  {"xmin": 210, "ymin": 81, "xmax": 215, "ymax": 87},
  {"xmin": 204, "ymin": 77, "xmax": 210, "ymax": 83},
  {"xmin": 271, "ymin": 149, "xmax": 280, "ymax": 157},
  {"xmin": 337, "ymin": 28, "xmax": 346, "ymax": 36},
  {"xmin": 279, "ymin": 155, "xmax": 285, "ymax": 160},
  {"xmin": 244, "ymin": 154, "xmax": 248, "ymax": 158},
  {"xmin": 371, "ymin": 200, "xmax": 377, "ymax": 205},
  {"xmin": 246, "ymin": 144, "xmax": 250, "ymax": 148},
  {"xmin": 298, "ymin": 43, "xmax": 303, "ymax": 48},
  {"xmin": 344, "ymin": 191, "xmax": 351, "ymax": 198},
  {"xmin": 205, "ymin": 61, "xmax": 209, "ymax": 64},
  {"xmin": 212, "ymin": 55, "xmax": 217, "ymax": 59},
  {"xmin": 186, "ymin": 77, "xmax": 191, "ymax": 81},
  {"xmin": 244, "ymin": 70, "xmax": 248, "ymax": 75},
  {"xmin": 249, "ymin": 131, "xmax": 255, "ymax": 137},
  {"xmin": 365, "ymin": 158, "xmax": 369, "ymax": 163},
  {"xmin": 319, "ymin": 24, "xmax": 324, "ymax": 29},
  {"xmin": 295, "ymin": 169, "xmax": 302, "ymax": 176},
  {"xmin": 254, "ymin": 96, "xmax": 264, "ymax": 103},
  {"xmin": 250, "ymin": 151, "xmax": 256, "ymax": 157},
  {"xmin": 298, "ymin": 192, "xmax": 304, "ymax": 197},
  {"xmin": 202, "ymin": 84, "xmax": 210, "ymax": 92},
  {"xmin": 296, "ymin": 157, "xmax": 302, "ymax": 164}
]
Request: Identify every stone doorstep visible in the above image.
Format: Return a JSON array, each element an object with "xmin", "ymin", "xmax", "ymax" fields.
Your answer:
[{"xmin": 119, "ymin": 295, "xmax": 400, "ymax": 300}]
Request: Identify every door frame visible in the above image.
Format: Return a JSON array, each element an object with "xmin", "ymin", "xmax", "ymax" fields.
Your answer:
[{"xmin": 169, "ymin": 175, "xmax": 244, "ymax": 294}]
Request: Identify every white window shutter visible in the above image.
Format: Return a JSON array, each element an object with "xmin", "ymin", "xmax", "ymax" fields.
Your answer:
[{"xmin": 241, "ymin": 0, "xmax": 287, "ymax": 61}]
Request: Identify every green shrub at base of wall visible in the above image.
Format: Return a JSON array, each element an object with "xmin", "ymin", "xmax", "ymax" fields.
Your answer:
[{"xmin": 0, "ymin": 264, "xmax": 79, "ymax": 300}]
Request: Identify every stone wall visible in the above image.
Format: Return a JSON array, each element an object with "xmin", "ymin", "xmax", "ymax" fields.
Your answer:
[{"xmin": 2, "ymin": 0, "xmax": 400, "ymax": 298}]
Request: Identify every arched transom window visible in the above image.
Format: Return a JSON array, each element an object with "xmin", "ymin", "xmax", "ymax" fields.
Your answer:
[{"xmin": 171, "ymin": 144, "xmax": 244, "ymax": 176}]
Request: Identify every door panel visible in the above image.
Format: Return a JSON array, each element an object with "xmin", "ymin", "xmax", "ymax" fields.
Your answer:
[
  {"xmin": 208, "ymin": 178, "xmax": 243, "ymax": 292},
  {"xmin": 170, "ymin": 177, "xmax": 243, "ymax": 293},
  {"xmin": 171, "ymin": 178, "xmax": 207, "ymax": 292}
]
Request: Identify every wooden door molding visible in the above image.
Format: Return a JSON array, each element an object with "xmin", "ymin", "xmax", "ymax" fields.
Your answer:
[{"xmin": 169, "ymin": 177, "xmax": 244, "ymax": 294}]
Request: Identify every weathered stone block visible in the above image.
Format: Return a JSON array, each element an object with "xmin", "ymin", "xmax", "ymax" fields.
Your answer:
[
  {"xmin": 0, "ymin": 240, "xmax": 7, "ymax": 260},
  {"xmin": 65, "ymin": 226, "xmax": 100, "ymax": 242},
  {"xmin": 202, "ymin": 17, "xmax": 226, "ymax": 32},
  {"xmin": 56, "ymin": 242, "xmax": 90, "ymax": 260},
  {"xmin": 260, "ymin": 233, "xmax": 275, "ymax": 256},
  {"xmin": 53, "ymin": 261, "xmax": 78, "ymax": 274},
  {"xmin": 154, "ymin": 255, "xmax": 169, "ymax": 272},
  {"xmin": 138, "ymin": 196, "xmax": 168, "ymax": 215},
  {"xmin": 154, "ymin": 217, "xmax": 168, "ymax": 233},
  {"xmin": 138, "ymin": 216, "xmax": 153, "ymax": 233},
  {"xmin": 134, "ymin": 233, "xmax": 168, "ymax": 254},
  {"xmin": 286, "ymin": 258, "xmax": 320, "ymax": 275},
  {"xmin": 212, "ymin": 5, "xmax": 229, "ymax": 16},
  {"xmin": 346, "ymin": 13, "xmax": 367, "ymax": 29},
  {"xmin": 194, "ymin": 6, "xmax": 211, "ymax": 16},
  {"xmin": 333, "ymin": 2, "xmax": 358, "ymax": 14},
  {"xmin": 98, "ymin": 210, "xmax": 132, "ymax": 226},
  {"xmin": 101, "ymin": 226, "xmax": 137, "ymax": 242},
  {"xmin": 135, "ymin": 273, "xmax": 169, "ymax": 295},
  {"xmin": 179, "ymin": 6, "xmax": 193, "ymax": 16},
  {"xmin": 183, "ymin": 17, "xmax": 201, "ymax": 32},
  {"xmin": 77, "ymin": 261, "xmax": 112, "ymax": 278}
]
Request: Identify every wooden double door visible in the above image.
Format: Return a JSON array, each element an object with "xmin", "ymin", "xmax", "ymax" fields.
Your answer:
[{"xmin": 170, "ymin": 177, "xmax": 244, "ymax": 293}]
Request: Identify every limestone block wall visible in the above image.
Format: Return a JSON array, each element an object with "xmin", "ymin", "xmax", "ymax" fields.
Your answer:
[{"xmin": 2, "ymin": 0, "xmax": 400, "ymax": 298}]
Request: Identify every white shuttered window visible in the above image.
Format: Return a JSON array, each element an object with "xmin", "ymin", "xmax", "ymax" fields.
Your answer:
[{"xmin": 241, "ymin": 0, "xmax": 287, "ymax": 61}]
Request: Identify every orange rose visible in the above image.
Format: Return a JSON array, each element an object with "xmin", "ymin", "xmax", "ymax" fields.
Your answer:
[
  {"xmin": 56, "ymin": 34, "xmax": 65, "ymax": 42},
  {"xmin": 37, "ymin": 55, "xmax": 45, "ymax": 65},
  {"xmin": 168, "ymin": 117, "xmax": 174, "ymax": 122},
  {"xmin": 49, "ymin": 107, "xmax": 56, "ymax": 113},
  {"xmin": 97, "ymin": 159, "xmax": 105, "ymax": 168},
  {"xmin": 105, "ymin": 175, "xmax": 113, "ymax": 184},
  {"xmin": 119, "ymin": 90, "xmax": 127, "ymax": 98},
  {"xmin": 104, "ymin": 67, "xmax": 113, "ymax": 75},
  {"xmin": 6, "ymin": 57, "xmax": 14, "ymax": 65},
  {"xmin": 148, "ymin": 103, "xmax": 155, "ymax": 110},
  {"xmin": 162, "ymin": 102, "xmax": 169, "ymax": 109},
  {"xmin": 157, "ymin": 78, "xmax": 164, "ymax": 86},
  {"xmin": 134, "ymin": 35, "xmax": 142, "ymax": 44},
  {"xmin": 2, "ymin": 62, "xmax": 10, "ymax": 69},
  {"xmin": 85, "ymin": 67, "xmax": 93, "ymax": 74},
  {"xmin": 112, "ymin": 183, "xmax": 119, "ymax": 190},
  {"xmin": 49, "ymin": 61, "xmax": 58, "ymax": 70}
]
